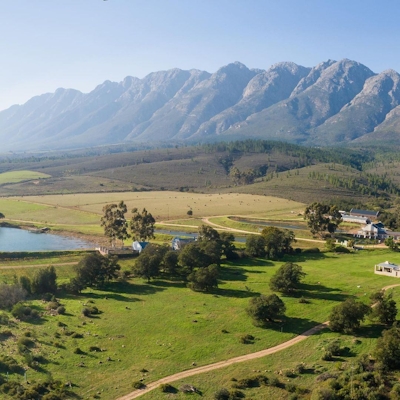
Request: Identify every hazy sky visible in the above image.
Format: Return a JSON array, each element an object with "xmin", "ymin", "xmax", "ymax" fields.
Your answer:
[{"xmin": 1, "ymin": 0, "xmax": 399, "ymax": 111}]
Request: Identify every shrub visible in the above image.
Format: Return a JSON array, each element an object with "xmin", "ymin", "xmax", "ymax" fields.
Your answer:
[
  {"xmin": 89, "ymin": 346, "xmax": 102, "ymax": 352},
  {"xmin": 132, "ymin": 381, "xmax": 146, "ymax": 389},
  {"xmin": 322, "ymin": 351, "xmax": 333, "ymax": 361},
  {"xmin": 294, "ymin": 363, "xmax": 306, "ymax": 374},
  {"xmin": 214, "ymin": 388, "xmax": 230, "ymax": 400},
  {"xmin": 74, "ymin": 348, "xmax": 84, "ymax": 355},
  {"xmin": 11, "ymin": 303, "xmax": 31, "ymax": 319},
  {"xmin": 57, "ymin": 306, "xmax": 66, "ymax": 315},
  {"xmin": 47, "ymin": 301, "xmax": 59, "ymax": 310},
  {"xmin": 286, "ymin": 383, "xmax": 297, "ymax": 393},
  {"xmin": 302, "ymin": 247, "xmax": 320, "ymax": 254},
  {"xmin": 71, "ymin": 332, "xmax": 83, "ymax": 339},
  {"xmin": 239, "ymin": 334, "xmax": 255, "ymax": 344},
  {"xmin": 159, "ymin": 383, "xmax": 175, "ymax": 393},
  {"xmin": 0, "ymin": 284, "xmax": 27, "ymax": 310},
  {"xmin": 18, "ymin": 336, "xmax": 35, "ymax": 348},
  {"xmin": 0, "ymin": 329, "xmax": 13, "ymax": 337},
  {"xmin": 299, "ymin": 296, "xmax": 310, "ymax": 304},
  {"xmin": 0, "ymin": 312, "xmax": 9, "ymax": 325},
  {"xmin": 269, "ymin": 376, "xmax": 283, "ymax": 387}
]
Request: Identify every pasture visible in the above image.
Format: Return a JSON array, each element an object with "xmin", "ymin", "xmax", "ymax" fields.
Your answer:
[
  {"xmin": 0, "ymin": 249, "xmax": 399, "ymax": 399},
  {"xmin": 2, "ymin": 192, "xmax": 304, "ymax": 229},
  {"xmin": 0, "ymin": 170, "xmax": 50, "ymax": 185}
]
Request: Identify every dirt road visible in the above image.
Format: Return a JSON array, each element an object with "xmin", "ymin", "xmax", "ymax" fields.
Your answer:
[{"xmin": 116, "ymin": 283, "xmax": 400, "ymax": 400}]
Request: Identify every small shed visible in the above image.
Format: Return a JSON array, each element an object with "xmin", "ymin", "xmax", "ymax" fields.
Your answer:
[{"xmin": 375, "ymin": 261, "xmax": 400, "ymax": 278}]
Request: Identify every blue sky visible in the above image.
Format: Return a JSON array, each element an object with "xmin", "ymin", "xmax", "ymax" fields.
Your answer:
[{"xmin": 1, "ymin": 0, "xmax": 399, "ymax": 111}]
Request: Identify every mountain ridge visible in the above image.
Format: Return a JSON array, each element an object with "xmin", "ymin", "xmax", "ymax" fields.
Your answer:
[{"xmin": 2, "ymin": 59, "xmax": 400, "ymax": 151}]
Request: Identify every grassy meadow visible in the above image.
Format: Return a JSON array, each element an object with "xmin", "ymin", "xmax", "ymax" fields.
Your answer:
[
  {"xmin": 0, "ymin": 249, "xmax": 399, "ymax": 399},
  {"xmin": 0, "ymin": 192, "xmax": 304, "ymax": 239},
  {"xmin": 0, "ymin": 170, "xmax": 51, "ymax": 185}
]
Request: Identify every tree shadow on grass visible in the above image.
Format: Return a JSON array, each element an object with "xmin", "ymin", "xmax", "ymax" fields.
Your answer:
[
  {"xmin": 149, "ymin": 280, "xmax": 186, "ymax": 289},
  {"xmin": 354, "ymin": 324, "xmax": 386, "ymax": 339},
  {"xmin": 210, "ymin": 286, "xmax": 260, "ymax": 299},
  {"xmin": 293, "ymin": 283, "xmax": 353, "ymax": 303},
  {"xmin": 219, "ymin": 266, "xmax": 248, "ymax": 282},
  {"xmin": 225, "ymin": 258, "xmax": 274, "ymax": 268},
  {"xmin": 265, "ymin": 316, "xmax": 327, "ymax": 336}
]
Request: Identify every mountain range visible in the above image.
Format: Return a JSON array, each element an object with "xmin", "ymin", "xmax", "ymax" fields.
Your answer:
[{"xmin": 1, "ymin": 58, "xmax": 400, "ymax": 151}]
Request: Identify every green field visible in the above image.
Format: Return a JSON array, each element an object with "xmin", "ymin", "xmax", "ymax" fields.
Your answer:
[
  {"xmin": 0, "ymin": 170, "xmax": 51, "ymax": 185},
  {"xmin": 0, "ymin": 249, "xmax": 399, "ymax": 399},
  {"xmin": 0, "ymin": 192, "xmax": 304, "ymax": 237}
]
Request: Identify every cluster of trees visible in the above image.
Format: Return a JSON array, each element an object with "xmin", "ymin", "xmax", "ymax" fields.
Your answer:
[
  {"xmin": 304, "ymin": 202, "xmax": 342, "ymax": 238},
  {"xmin": 246, "ymin": 227, "xmax": 295, "ymax": 259},
  {"xmin": 0, "ymin": 266, "xmax": 58, "ymax": 312},
  {"xmin": 329, "ymin": 290, "xmax": 398, "ymax": 334},
  {"xmin": 101, "ymin": 202, "xmax": 155, "ymax": 246},
  {"xmin": 202, "ymin": 139, "xmax": 371, "ymax": 170},
  {"xmin": 246, "ymin": 263, "xmax": 306, "ymax": 326},
  {"xmin": 68, "ymin": 253, "xmax": 121, "ymax": 292},
  {"xmin": 309, "ymin": 170, "xmax": 400, "ymax": 196},
  {"xmin": 132, "ymin": 225, "xmax": 235, "ymax": 291}
]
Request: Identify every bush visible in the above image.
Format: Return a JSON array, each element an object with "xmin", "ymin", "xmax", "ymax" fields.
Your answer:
[
  {"xmin": 294, "ymin": 363, "xmax": 306, "ymax": 374},
  {"xmin": 299, "ymin": 296, "xmax": 310, "ymax": 304},
  {"xmin": 0, "ymin": 312, "xmax": 9, "ymax": 325},
  {"xmin": 132, "ymin": 381, "xmax": 146, "ymax": 389},
  {"xmin": 74, "ymin": 348, "xmax": 84, "ymax": 355},
  {"xmin": 214, "ymin": 388, "xmax": 230, "ymax": 400},
  {"xmin": 71, "ymin": 332, "xmax": 83, "ymax": 339},
  {"xmin": 57, "ymin": 306, "xmax": 66, "ymax": 315},
  {"xmin": 47, "ymin": 301, "xmax": 59, "ymax": 310},
  {"xmin": 89, "ymin": 346, "xmax": 102, "ymax": 352},
  {"xmin": 11, "ymin": 303, "xmax": 33, "ymax": 320},
  {"xmin": 0, "ymin": 284, "xmax": 27, "ymax": 310},
  {"xmin": 159, "ymin": 383, "xmax": 175, "ymax": 393},
  {"xmin": 18, "ymin": 336, "xmax": 35, "ymax": 348},
  {"xmin": 335, "ymin": 246, "xmax": 350, "ymax": 253},
  {"xmin": 302, "ymin": 247, "xmax": 320, "ymax": 254},
  {"xmin": 286, "ymin": 382, "xmax": 297, "ymax": 393},
  {"xmin": 239, "ymin": 334, "xmax": 255, "ymax": 344}
]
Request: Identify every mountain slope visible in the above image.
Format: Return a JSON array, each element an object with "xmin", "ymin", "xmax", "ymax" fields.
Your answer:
[{"xmin": 3, "ymin": 58, "xmax": 400, "ymax": 151}]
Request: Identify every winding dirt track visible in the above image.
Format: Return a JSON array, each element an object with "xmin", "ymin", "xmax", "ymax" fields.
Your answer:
[{"xmin": 116, "ymin": 284, "xmax": 400, "ymax": 400}]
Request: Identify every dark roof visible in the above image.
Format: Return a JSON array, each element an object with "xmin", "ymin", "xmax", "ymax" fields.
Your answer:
[{"xmin": 350, "ymin": 209, "xmax": 379, "ymax": 217}]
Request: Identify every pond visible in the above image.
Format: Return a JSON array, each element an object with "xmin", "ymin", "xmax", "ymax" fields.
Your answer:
[{"xmin": 0, "ymin": 227, "xmax": 94, "ymax": 252}]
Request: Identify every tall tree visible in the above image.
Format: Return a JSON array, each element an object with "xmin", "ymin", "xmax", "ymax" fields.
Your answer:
[
  {"xmin": 197, "ymin": 225, "xmax": 220, "ymax": 242},
  {"xmin": 304, "ymin": 203, "xmax": 342, "ymax": 238},
  {"xmin": 130, "ymin": 208, "xmax": 155, "ymax": 241},
  {"xmin": 187, "ymin": 264, "xmax": 219, "ymax": 292},
  {"xmin": 269, "ymin": 262, "xmax": 305, "ymax": 293},
  {"xmin": 329, "ymin": 298, "xmax": 370, "ymax": 333},
  {"xmin": 132, "ymin": 244, "xmax": 167, "ymax": 282},
  {"xmin": 261, "ymin": 227, "xmax": 295, "ymax": 259},
  {"xmin": 375, "ymin": 326, "xmax": 400, "ymax": 370},
  {"xmin": 31, "ymin": 266, "xmax": 57, "ymax": 295},
  {"xmin": 73, "ymin": 253, "xmax": 120, "ymax": 289},
  {"xmin": 100, "ymin": 201, "xmax": 129, "ymax": 246},
  {"xmin": 370, "ymin": 290, "xmax": 397, "ymax": 325},
  {"xmin": 246, "ymin": 294, "xmax": 286, "ymax": 326},
  {"xmin": 246, "ymin": 235, "xmax": 266, "ymax": 257}
]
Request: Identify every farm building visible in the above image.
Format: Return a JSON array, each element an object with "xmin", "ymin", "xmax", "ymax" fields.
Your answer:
[
  {"xmin": 340, "ymin": 212, "xmax": 370, "ymax": 224},
  {"xmin": 350, "ymin": 209, "xmax": 379, "ymax": 219},
  {"xmin": 375, "ymin": 261, "xmax": 400, "ymax": 278},
  {"xmin": 356, "ymin": 223, "xmax": 387, "ymax": 240},
  {"xmin": 172, "ymin": 236, "xmax": 196, "ymax": 250},
  {"xmin": 132, "ymin": 241, "xmax": 148, "ymax": 253}
]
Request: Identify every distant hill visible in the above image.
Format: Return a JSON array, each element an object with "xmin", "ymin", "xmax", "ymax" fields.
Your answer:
[{"xmin": 2, "ymin": 59, "xmax": 400, "ymax": 151}]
